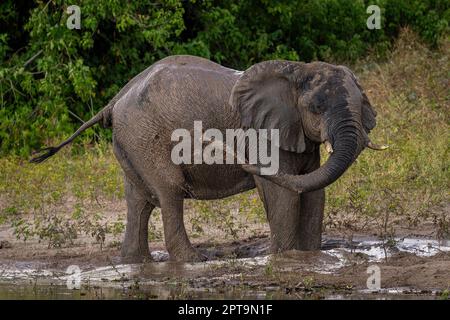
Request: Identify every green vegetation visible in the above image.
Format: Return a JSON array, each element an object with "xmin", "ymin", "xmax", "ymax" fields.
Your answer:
[
  {"xmin": 0, "ymin": 1, "xmax": 448, "ymax": 246},
  {"xmin": 0, "ymin": 141, "xmax": 125, "ymax": 247},
  {"xmin": 0, "ymin": 0, "xmax": 449, "ymax": 155},
  {"xmin": 0, "ymin": 30, "xmax": 448, "ymax": 246},
  {"xmin": 325, "ymin": 30, "xmax": 449, "ymax": 239},
  {"xmin": 184, "ymin": 30, "xmax": 449, "ymax": 241}
]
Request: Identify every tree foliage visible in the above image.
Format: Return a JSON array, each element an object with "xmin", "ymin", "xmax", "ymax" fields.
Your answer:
[{"xmin": 0, "ymin": 0, "xmax": 448, "ymax": 155}]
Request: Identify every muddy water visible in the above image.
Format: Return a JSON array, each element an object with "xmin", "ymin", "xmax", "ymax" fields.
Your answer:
[
  {"xmin": 0, "ymin": 282, "xmax": 279, "ymax": 300},
  {"xmin": 0, "ymin": 282, "xmax": 441, "ymax": 300},
  {"xmin": 1, "ymin": 237, "xmax": 449, "ymax": 300}
]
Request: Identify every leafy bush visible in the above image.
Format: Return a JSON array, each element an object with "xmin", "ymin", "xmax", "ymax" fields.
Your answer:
[{"xmin": 0, "ymin": 0, "xmax": 448, "ymax": 155}]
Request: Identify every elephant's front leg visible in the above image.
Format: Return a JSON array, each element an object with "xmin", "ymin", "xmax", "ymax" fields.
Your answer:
[
  {"xmin": 255, "ymin": 148, "xmax": 325, "ymax": 252},
  {"xmin": 255, "ymin": 176, "xmax": 302, "ymax": 252},
  {"xmin": 297, "ymin": 148, "xmax": 325, "ymax": 250},
  {"xmin": 298, "ymin": 188, "xmax": 325, "ymax": 250}
]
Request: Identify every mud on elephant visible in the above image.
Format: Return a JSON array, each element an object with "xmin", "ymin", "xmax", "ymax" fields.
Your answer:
[{"xmin": 31, "ymin": 55, "xmax": 387, "ymax": 262}]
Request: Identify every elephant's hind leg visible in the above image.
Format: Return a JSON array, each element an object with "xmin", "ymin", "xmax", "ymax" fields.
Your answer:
[
  {"xmin": 159, "ymin": 189, "xmax": 207, "ymax": 262},
  {"xmin": 121, "ymin": 176, "xmax": 154, "ymax": 262}
]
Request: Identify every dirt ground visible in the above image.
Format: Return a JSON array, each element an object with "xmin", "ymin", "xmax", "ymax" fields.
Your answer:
[{"xmin": 0, "ymin": 203, "xmax": 449, "ymax": 299}]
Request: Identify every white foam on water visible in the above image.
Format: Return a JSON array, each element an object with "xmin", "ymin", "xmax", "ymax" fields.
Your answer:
[
  {"xmin": 340, "ymin": 238, "xmax": 450, "ymax": 262},
  {"xmin": 396, "ymin": 238, "xmax": 450, "ymax": 257},
  {"xmin": 1, "ymin": 237, "xmax": 448, "ymax": 281},
  {"xmin": 151, "ymin": 250, "xmax": 169, "ymax": 262},
  {"xmin": 306, "ymin": 237, "xmax": 450, "ymax": 274},
  {"xmin": 309, "ymin": 249, "xmax": 348, "ymax": 274},
  {"xmin": 0, "ymin": 268, "xmax": 54, "ymax": 280},
  {"xmin": 75, "ymin": 264, "xmax": 138, "ymax": 282}
]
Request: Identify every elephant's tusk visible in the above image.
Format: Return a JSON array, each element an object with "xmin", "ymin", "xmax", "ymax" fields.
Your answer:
[
  {"xmin": 324, "ymin": 140, "xmax": 333, "ymax": 154},
  {"xmin": 367, "ymin": 141, "xmax": 389, "ymax": 150},
  {"xmin": 241, "ymin": 164, "xmax": 262, "ymax": 176}
]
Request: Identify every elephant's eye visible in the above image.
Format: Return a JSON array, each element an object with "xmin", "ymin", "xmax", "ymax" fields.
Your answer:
[
  {"xmin": 307, "ymin": 90, "xmax": 329, "ymax": 114},
  {"xmin": 309, "ymin": 100, "xmax": 327, "ymax": 114}
]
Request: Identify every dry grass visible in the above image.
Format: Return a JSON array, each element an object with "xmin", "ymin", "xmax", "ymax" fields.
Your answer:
[
  {"xmin": 0, "ymin": 29, "xmax": 448, "ymax": 246},
  {"xmin": 325, "ymin": 28, "xmax": 449, "ymax": 238}
]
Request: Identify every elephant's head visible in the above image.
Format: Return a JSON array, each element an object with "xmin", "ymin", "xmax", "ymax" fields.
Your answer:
[{"xmin": 230, "ymin": 60, "xmax": 387, "ymax": 193}]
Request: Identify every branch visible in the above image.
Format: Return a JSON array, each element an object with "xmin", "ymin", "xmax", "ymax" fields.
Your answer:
[{"xmin": 23, "ymin": 50, "xmax": 43, "ymax": 68}]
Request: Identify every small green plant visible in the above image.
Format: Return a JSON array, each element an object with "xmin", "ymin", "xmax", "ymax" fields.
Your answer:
[
  {"xmin": 11, "ymin": 218, "xmax": 34, "ymax": 242},
  {"xmin": 110, "ymin": 220, "xmax": 125, "ymax": 238},
  {"xmin": 302, "ymin": 276, "xmax": 315, "ymax": 291},
  {"xmin": 264, "ymin": 262, "xmax": 274, "ymax": 277},
  {"xmin": 0, "ymin": 31, "xmax": 448, "ymax": 252},
  {"xmin": 147, "ymin": 209, "xmax": 163, "ymax": 241},
  {"xmin": 10, "ymin": 204, "xmax": 119, "ymax": 249},
  {"xmin": 435, "ymin": 211, "xmax": 449, "ymax": 241},
  {"xmin": 189, "ymin": 213, "xmax": 205, "ymax": 238},
  {"xmin": 12, "ymin": 214, "xmax": 78, "ymax": 248}
]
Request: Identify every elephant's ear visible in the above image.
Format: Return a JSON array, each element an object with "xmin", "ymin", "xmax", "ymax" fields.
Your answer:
[
  {"xmin": 229, "ymin": 61, "xmax": 306, "ymax": 153},
  {"xmin": 360, "ymin": 91, "xmax": 377, "ymax": 133},
  {"xmin": 342, "ymin": 66, "xmax": 377, "ymax": 133}
]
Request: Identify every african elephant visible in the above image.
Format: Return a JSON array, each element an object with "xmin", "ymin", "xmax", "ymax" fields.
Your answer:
[{"xmin": 31, "ymin": 55, "xmax": 386, "ymax": 262}]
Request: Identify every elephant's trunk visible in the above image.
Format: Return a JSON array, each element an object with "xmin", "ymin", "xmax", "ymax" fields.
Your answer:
[
  {"xmin": 299, "ymin": 110, "xmax": 363, "ymax": 192},
  {"xmin": 244, "ymin": 105, "xmax": 364, "ymax": 193}
]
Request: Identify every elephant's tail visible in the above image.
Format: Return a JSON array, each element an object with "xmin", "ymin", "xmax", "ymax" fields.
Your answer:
[{"xmin": 29, "ymin": 104, "xmax": 113, "ymax": 164}]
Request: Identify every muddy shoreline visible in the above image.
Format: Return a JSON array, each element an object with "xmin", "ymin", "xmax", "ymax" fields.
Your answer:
[{"xmin": 1, "ymin": 229, "xmax": 449, "ymax": 300}]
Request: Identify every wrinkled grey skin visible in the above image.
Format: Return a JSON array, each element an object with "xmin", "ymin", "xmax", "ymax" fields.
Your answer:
[{"xmin": 31, "ymin": 55, "xmax": 379, "ymax": 262}]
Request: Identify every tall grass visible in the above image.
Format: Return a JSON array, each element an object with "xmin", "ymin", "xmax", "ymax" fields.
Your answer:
[
  {"xmin": 325, "ymin": 29, "xmax": 449, "ymax": 237},
  {"xmin": 0, "ymin": 30, "xmax": 448, "ymax": 245}
]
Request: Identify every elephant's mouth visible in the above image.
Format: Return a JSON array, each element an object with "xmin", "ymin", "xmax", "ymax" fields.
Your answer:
[{"xmin": 242, "ymin": 104, "xmax": 388, "ymax": 193}]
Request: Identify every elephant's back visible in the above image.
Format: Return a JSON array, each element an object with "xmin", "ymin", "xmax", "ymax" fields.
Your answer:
[
  {"xmin": 146, "ymin": 55, "xmax": 241, "ymax": 98},
  {"xmin": 111, "ymin": 56, "xmax": 254, "ymax": 200},
  {"xmin": 147, "ymin": 55, "xmax": 241, "ymax": 118},
  {"xmin": 113, "ymin": 56, "xmax": 244, "ymax": 144}
]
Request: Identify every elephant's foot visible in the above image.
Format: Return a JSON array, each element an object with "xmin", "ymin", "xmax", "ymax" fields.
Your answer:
[
  {"xmin": 121, "ymin": 254, "xmax": 153, "ymax": 264},
  {"xmin": 270, "ymin": 238, "xmax": 321, "ymax": 253},
  {"xmin": 120, "ymin": 233, "xmax": 153, "ymax": 263},
  {"xmin": 159, "ymin": 195, "xmax": 207, "ymax": 262},
  {"xmin": 294, "ymin": 238, "xmax": 322, "ymax": 251},
  {"xmin": 168, "ymin": 246, "xmax": 208, "ymax": 262},
  {"xmin": 120, "ymin": 246, "xmax": 153, "ymax": 263}
]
